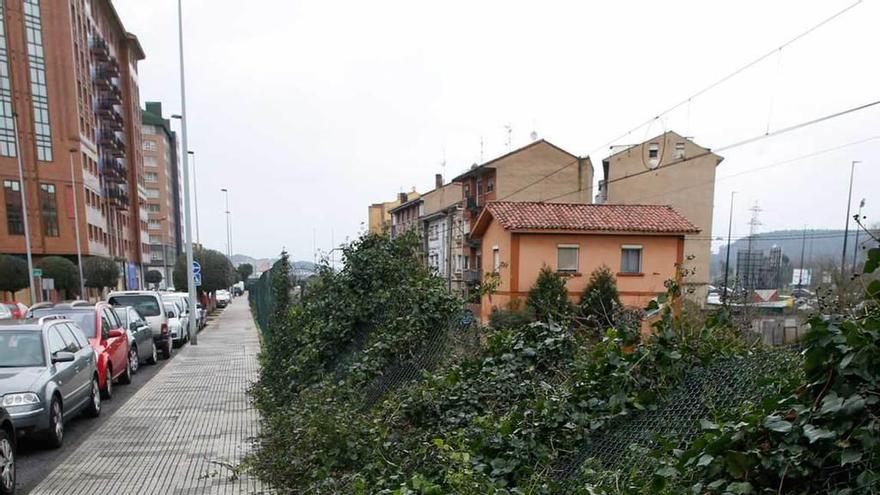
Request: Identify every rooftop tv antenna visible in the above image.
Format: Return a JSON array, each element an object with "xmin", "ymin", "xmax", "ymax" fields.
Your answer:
[{"xmin": 504, "ymin": 124, "xmax": 512, "ymax": 151}]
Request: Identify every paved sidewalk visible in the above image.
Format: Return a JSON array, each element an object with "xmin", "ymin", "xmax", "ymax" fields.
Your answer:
[{"xmin": 30, "ymin": 299, "xmax": 268, "ymax": 494}]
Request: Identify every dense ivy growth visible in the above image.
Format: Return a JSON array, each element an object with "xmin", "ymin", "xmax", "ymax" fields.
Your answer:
[{"xmin": 251, "ymin": 233, "xmax": 880, "ymax": 494}]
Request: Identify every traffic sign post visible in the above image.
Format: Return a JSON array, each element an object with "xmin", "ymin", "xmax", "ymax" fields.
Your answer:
[{"xmin": 33, "ymin": 268, "xmax": 42, "ymax": 278}]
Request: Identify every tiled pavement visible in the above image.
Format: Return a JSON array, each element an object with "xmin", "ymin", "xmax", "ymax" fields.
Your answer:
[{"xmin": 30, "ymin": 299, "xmax": 268, "ymax": 494}]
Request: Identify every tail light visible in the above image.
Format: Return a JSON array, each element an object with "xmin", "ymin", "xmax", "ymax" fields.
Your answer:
[{"xmin": 161, "ymin": 323, "xmax": 169, "ymax": 335}]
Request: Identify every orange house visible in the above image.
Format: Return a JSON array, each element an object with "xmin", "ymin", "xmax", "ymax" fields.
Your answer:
[{"xmin": 470, "ymin": 202, "xmax": 700, "ymax": 323}]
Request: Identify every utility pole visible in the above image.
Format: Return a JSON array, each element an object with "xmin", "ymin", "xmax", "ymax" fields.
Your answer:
[
  {"xmin": 69, "ymin": 149, "xmax": 86, "ymax": 298},
  {"xmin": 177, "ymin": 0, "xmax": 197, "ymax": 345},
  {"xmin": 841, "ymin": 160, "xmax": 860, "ymax": 275},
  {"xmin": 797, "ymin": 226, "xmax": 806, "ymax": 289},
  {"xmin": 851, "ymin": 198, "xmax": 865, "ymax": 274},
  {"xmin": 12, "ymin": 112, "xmax": 36, "ymax": 304},
  {"xmin": 189, "ymin": 150, "xmax": 200, "ymax": 246},
  {"xmin": 722, "ymin": 191, "xmax": 736, "ymax": 305}
]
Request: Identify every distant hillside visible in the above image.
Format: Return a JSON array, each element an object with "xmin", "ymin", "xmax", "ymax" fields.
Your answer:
[
  {"xmin": 232, "ymin": 254, "xmax": 320, "ymax": 276},
  {"xmin": 709, "ymin": 229, "xmax": 877, "ymax": 280}
]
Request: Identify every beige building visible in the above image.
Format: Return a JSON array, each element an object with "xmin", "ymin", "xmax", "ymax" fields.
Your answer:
[
  {"xmin": 599, "ymin": 131, "xmax": 723, "ymax": 303},
  {"xmin": 420, "ymin": 175, "xmax": 465, "ymax": 292},
  {"xmin": 452, "ymin": 139, "xmax": 593, "ymax": 283},
  {"xmin": 368, "ymin": 190, "xmax": 419, "ymax": 234}
]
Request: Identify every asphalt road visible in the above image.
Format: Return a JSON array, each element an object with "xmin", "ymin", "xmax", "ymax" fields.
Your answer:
[{"xmin": 14, "ymin": 351, "xmax": 171, "ymax": 494}]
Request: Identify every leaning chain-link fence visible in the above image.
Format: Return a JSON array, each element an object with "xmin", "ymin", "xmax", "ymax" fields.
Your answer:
[
  {"xmin": 555, "ymin": 348, "xmax": 802, "ymax": 491},
  {"xmin": 248, "ymin": 267, "xmax": 275, "ymax": 333}
]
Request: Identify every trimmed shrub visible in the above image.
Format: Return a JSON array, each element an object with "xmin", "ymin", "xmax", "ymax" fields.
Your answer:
[
  {"xmin": 579, "ymin": 265, "xmax": 621, "ymax": 328},
  {"xmin": 526, "ymin": 265, "xmax": 572, "ymax": 322}
]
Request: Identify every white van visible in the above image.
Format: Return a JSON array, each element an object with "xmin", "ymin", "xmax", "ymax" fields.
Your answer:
[{"xmin": 107, "ymin": 291, "xmax": 173, "ymax": 359}]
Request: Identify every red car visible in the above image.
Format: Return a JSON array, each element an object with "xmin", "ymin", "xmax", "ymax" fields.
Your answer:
[
  {"xmin": 28, "ymin": 301, "xmax": 132, "ymax": 398},
  {"xmin": 2, "ymin": 302, "xmax": 28, "ymax": 319}
]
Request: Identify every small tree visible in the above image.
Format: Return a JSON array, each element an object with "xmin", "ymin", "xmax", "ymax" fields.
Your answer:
[
  {"xmin": 237, "ymin": 263, "xmax": 254, "ymax": 281},
  {"xmin": 0, "ymin": 254, "xmax": 29, "ymax": 298},
  {"xmin": 38, "ymin": 256, "xmax": 80, "ymax": 299},
  {"xmin": 526, "ymin": 265, "xmax": 572, "ymax": 322},
  {"xmin": 579, "ymin": 265, "xmax": 621, "ymax": 328},
  {"xmin": 83, "ymin": 256, "xmax": 120, "ymax": 292},
  {"xmin": 174, "ymin": 247, "xmax": 236, "ymax": 293},
  {"xmin": 145, "ymin": 270, "xmax": 163, "ymax": 288}
]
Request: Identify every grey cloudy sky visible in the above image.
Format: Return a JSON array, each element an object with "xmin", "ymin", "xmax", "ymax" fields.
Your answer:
[{"xmin": 114, "ymin": 0, "xmax": 880, "ymax": 260}]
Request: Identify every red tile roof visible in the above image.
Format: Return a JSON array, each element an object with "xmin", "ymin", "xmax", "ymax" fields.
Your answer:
[{"xmin": 477, "ymin": 201, "xmax": 700, "ymax": 235}]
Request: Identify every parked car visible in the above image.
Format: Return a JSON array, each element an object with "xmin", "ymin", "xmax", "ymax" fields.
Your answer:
[
  {"xmin": 2, "ymin": 304, "xmax": 28, "ymax": 321},
  {"xmin": 165, "ymin": 293, "xmax": 201, "ymax": 332},
  {"xmin": 0, "ymin": 317, "xmax": 101, "ymax": 449},
  {"xmin": 216, "ymin": 290, "xmax": 231, "ymax": 308},
  {"xmin": 113, "ymin": 307, "xmax": 157, "ymax": 374},
  {"xmin": 163, "ymin": 302, "xmax": 187, "ymax": 347},
  {"xmin": 0, "ymin": 306, "xmax": 10, "ymax": 321},
  {"xmin": 197, "ymin": 302, "xmax": 207, "ymax": 330},
  {"xmin": 28, "ymin": 302, "xmax": 131, "ymax": 399},
  {"xmin": 107, "ymin": 291, "xmax": 172, "ymax": 359},
  {"xmin": 0, "ymin": 406, "xmax": 14, "ymax": 494},
  {"xmin": 164, "ymin": 295, "xmax": 191, "ymax": 339}
]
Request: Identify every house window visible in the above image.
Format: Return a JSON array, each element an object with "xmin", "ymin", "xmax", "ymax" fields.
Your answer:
[
  {"xmin": 144, "ymin": 156, "xmax": 158, "ymax": 167},
  {"xmin": 0, "ymin": 5, "xmax": 16, "ymax": 157},
  {"xmin": 24, "ymin": 0, "xmax": 53, "ymax": 162},
  {"xmin": 3, "ymin": 179, "xmax": 23, "ymax": 235},
  {"xmin": 39, "ymin": 183, "xmax": 59, "ymax": 236},
  {"xmin": 557, "ymin": 244, "xmax": 579, "ymax": 273},
  {"xmin": 143, "ymin": 140, "xmax": 157, "ymax": 152},
  {"xmin": 146, "ymin": 188, "xmax": 160, "ymax": 199},
  {"xmin": 145, "ymin": 172, "xmax": 158, "ymax": 183},
  {"xmin": 148, "ymin": 219, "xmax": 162, "ymax": 230},
  {"xmin": 147, "ymin": 203, "xmax": 161, "ymax": 213},
  {"xmin": 621, "ymin": 245, "xmax": 643, "ymax": 274},
  {"xmin": 674, "ymin": 142, "xmax": 685, "ymax": 159},
  {"xmin": 648, "ymin": 143, "xmax": 659, "ymax": 158},
  {"xmin": 492, "ymin": 246, "xmax": 500, "ymax": 273},
  {"xmin": 487, "ymin": 179, "xmax": 494, "ymax": 193}
]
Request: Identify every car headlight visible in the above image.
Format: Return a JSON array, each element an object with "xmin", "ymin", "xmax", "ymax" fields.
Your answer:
[{"xmin": 2, "ymin": 392, "xmax": 41, "ymax": 407}]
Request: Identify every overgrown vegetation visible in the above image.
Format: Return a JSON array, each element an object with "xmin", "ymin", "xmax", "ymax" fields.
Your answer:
[{"xmin": 251, "ymin": 231, "xmax": 880, "ymax": 494}]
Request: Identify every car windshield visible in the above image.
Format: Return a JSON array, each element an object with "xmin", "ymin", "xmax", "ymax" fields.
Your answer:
[
  {"xmin": 108, "ymin": 295, "xmax": 161, "ymax": 317},
  {"xmin": 113, "ymin": 308, "xmax": 130, "ymax": 326},
  {"xmin": 30, "ymin": 309, "xmax": 98, "ymax": 338},
  {"xmin": 0, "ymin": 330, "xmax": 45, "ymax": 367},
  {"xmin": 164, "ymin": 303, "xmax": 177, "ymax": 316}
]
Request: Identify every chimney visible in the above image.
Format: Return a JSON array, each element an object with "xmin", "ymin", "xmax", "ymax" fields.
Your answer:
[
  {"xmin": 398, "ymin": 192, "xmax": 408, "ymax": 204},
  {"xmin": 435, "ymin": 174, "xmax": 443, "ymax": 189}
]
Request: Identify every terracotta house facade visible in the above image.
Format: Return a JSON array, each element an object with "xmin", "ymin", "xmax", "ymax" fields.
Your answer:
[{"xmin": 470, "ymin": 202, "xmax": 699, "ymax": 323}]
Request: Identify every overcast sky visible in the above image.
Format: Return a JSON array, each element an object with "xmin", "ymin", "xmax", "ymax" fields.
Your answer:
[{"xmin": 114, "ymin": 0, "xmax": 880, "ymax": 261}]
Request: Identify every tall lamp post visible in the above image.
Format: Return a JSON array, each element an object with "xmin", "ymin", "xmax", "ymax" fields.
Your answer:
[
  {"xmin": 221, "ymin": 188, "xmax": 232, "ymax": 263},
  {"xmin": 841, "ymin": 160, "xmax": 861, "ymax": 275},
  {"xmin": 12, "ymin": 112, "xmax": 36, "ymax": 304},
  {"xmin": 175, "ymin": 0, "xmax": 197, "ymax": 345},
  {"xmin": 68, "ymin": 148, "xmax": 86, "ymax": 298},
  {"xmin": 852, "ymin": 198, "xmax": 866, "ymax": 274}
]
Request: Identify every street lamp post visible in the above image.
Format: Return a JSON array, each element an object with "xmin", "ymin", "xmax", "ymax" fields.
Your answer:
[
  {"xmin": 852, "ymin": 198, "xmax": 866, "ymax": 274},
  {"xmin": 722, "ymin": 191, "xmax": 736, "ymax": 305},
  {"xmin": 12, "ymin": 112, "xmax": 36, "ymax": 304},
  {"xmin": 176, "ymin": 0, "xmax": 197, "ymax": 345},
  {"xmin": 68, "ymin": 149, "xmax": 86, "ymax": 299},
  {"xmin": 221, "ymin": 188, "xmax": 232, "ymax": 264},
  {"xmin": 841, "ymin": 160, "xmax": 861, "ymax": 275}
]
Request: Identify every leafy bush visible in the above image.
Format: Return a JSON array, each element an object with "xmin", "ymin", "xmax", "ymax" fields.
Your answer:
[
  {"xmin": 145, "ymin": 270, "xmax": 163, "ymax": 286},
  {"xmin": 579, "ymin": 265, "xmax": 621, "ymax": 328},
  {"xmin": 0, "ymin": 254, "xmax": 29, "ymax": 296},
  {"xmin": 37, "ymin": 256, "xmax": 80, "ymax": 298},
  {"xmin": 489, "ymin": 305, "xmax": 534, "ymax": 329},
  {"xmin": 526, "ymin": 265, "xmax": 572, "ymax": 322},
  {"xmin": 83, "ymin": 256, "xmax": 119, "ymax": 290}
]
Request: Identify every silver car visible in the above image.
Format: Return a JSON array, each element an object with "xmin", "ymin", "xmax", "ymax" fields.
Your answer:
[
  {"xmin": 0, "ymin": 318, "xmax": 101, "ymax": 448},
  {"xmin": 113, "ymin": 307, "xmax": 158, "ymax": 374}
]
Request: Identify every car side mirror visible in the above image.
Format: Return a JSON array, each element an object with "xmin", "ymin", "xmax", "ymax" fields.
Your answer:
[
  {"xmin": 130, "ymin": 322, "xmax": 139, "ymax": 331},
  {"xmin": 52, "ymin": 351, "xmax": 75, "ymax": 364},
  {"xmin": 108, "ymin": 329, "xmax": 124, "ymax": 339}
]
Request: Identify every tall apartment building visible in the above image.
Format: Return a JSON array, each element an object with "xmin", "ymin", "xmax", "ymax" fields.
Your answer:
[
  {"xmin": 142, "ymin": 102, "xmax": 181, "ymax": 289},
  {"xmin": 0, "ymin": 0, "xmax": 147, "ymax": 299},
  {"xmin": 599, "ymin": 131, "xmax": 724, "ymax": 303},
  {"xmin": 452, "ymin": 139, "xmax": 594, "ymax": 285}
]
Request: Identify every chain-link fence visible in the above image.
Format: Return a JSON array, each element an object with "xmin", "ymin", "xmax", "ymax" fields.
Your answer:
[
  {"xmin": 555, "ymin": 348, "xmax": 802, "ymax": 491},
  {"xmin": 248, "ymin": 266, "xmax": 275, "ymax": 333}
]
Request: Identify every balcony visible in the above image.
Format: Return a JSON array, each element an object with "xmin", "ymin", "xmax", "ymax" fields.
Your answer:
[
  {"xmin": 105, "ymin": 183, "xmax": 130, "ymax": 211},
  {"xmin": 89, "ymin": 37, "xmax": 109, "ymax": 60},
  {"xmin": 463, "ymin": 269, "xmax": 482, "ymax": 283},
  {"xmin": 98, "ymin": 129, "xmax": 126, "ymax": 157},
  {"xmin": 100, "ymin": 156, "xmax": 127, "ymax": 179}
]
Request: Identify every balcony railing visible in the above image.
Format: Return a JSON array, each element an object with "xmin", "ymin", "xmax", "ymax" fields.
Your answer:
[
  {"xmin": 89, "ymin": 37, "xmax": 109, "ymax": 60},
  {"xmin": 100, "ymin": 156, "xmax": 127, "ymax": 178},
  {"xmin": 463, "ymin": 269, "xmax": 482, "ymax": 283},
  {"xmin": 105, "ymin": 183, "xmax": 130, "ymax": 210}
]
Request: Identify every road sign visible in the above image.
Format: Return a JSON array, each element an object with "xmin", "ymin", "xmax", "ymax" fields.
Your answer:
[
  {"xmin": 42, "ymin": 278, "xmax": 55, "ymax": 290},
  {"xmin": 193, "ymin": 272, "xmax": 202, "ymax": 287},
  {"xmin": 193, "ymin": 261, "xmax": 201, "ymax": 275},
  {"xmin": 33, "ymin": 268, "xmax": 42, "ymax": 278}
]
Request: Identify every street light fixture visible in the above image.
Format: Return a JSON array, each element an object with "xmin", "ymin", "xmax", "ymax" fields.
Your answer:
[
  {"xmin": 841, "ymin": 160, "xmax": 861, "ymax": 274},
  {"xmin": 221, "ymin": 188, "xmax": 232, "ymax": 264}
]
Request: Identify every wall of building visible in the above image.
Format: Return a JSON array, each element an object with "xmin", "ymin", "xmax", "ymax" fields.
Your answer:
[
  {"xmin": 605, "ymin": 132, "xmax": 719, "ymax": 302},
  {"xmin": 479, "ymin": 227, "xmax": 683, "ymax": 322},
  {"xmin": 494, "ymin": 143, "xmax": 592, "ymax": 205}
]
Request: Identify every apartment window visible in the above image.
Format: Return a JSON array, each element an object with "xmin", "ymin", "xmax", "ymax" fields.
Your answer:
[
  {"xmin": 144, "ymin": 155, "xmax": 158, "ymax": 167},
  {"xmin": 3, "ymin": 179, "xmax": 23, "ymax": 234},
  {"xmin": 145, "ymin": 172, "xmax": 158, "ymax": 183},
  {"xmin": 148, "ymin": 219, "xmax": 161, "ymax": 230},
  {"xmin": 648, "ymin": 143, "xmax": 659, "ymax": 158},
  {"xmin": 0, "ymin": 6, "xmax": 16, "ymax": 157},
  {"xmin": 146, "ymin": 188, "xmax": 160, "ymax": 199},
  {"xmin": 674, "ymin": 142, "xmax": 686, "ymax": 159},
  {"xmin": 151, "ymin": 251, "xmax": 163, "ymax": 262},
  {"xmin": 24, "ymin": 0, "xmax": 53, "ymax": 161},
  {"xmin": 39, "ymin": 183, "xmax": 58, "ymax": 236},
  {"xmin": 143, "ymin": 140, "xmax": 157, "ymax": 152},
  {"xmin": 492, "ymin": 246, "xmax": 500, "ymax": 273},
  {"xmin": 487, "ymin": 179, "xmax": 494, "ymax": 193},
  {"xmin": 620, "ymin": 245, "xmax": 643, "ymax": 274},
  {"xmin": 149, "ymin": 234, "xmax": 162, "ymax": 244},
  {"xmin": 557, "ymin": 244, "xmax": 579, "ymax": 273}
]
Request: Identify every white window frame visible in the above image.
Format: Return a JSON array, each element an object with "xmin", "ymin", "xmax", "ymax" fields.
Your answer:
[
  {"xmin": 557, "ymin": 244, "xmax": 580, "ymax": 273},
  {"xmin": 492, "ymin": 246, "xmax": 500, "ymax": 273},
  {"xmin": 620, "ymin": 244, "xmax": 643, "ymax": 274}
]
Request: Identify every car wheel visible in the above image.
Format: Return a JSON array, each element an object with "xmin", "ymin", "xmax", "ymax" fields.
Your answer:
[
  {"xmin": 0, "ymin": 428, "xmax": 14, "ymax": 495},
  {"xmin": 147, "ymin": 342, "xmax": 158, "ymax": 365},
  {"xmin": 84, "ymin": 375, "xmax": 102, "ymax": 418},
  {"xmin": 46, "ymin": 398, "xmax": 64, "ymax": 449},
  {"xmin": 163, "ymin": 341, "xmax": 172, "ymax": 359},
  {"xmin": 120, "ymin": 354, "xmax": 132, "ymax": 385},
  {"xmin": 101, "ymin": 366, "xmax": 113, "ymax": 399},
  {"xmin": 128, "ymin": 346, "xmax": 139, "ymax": 375}
]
